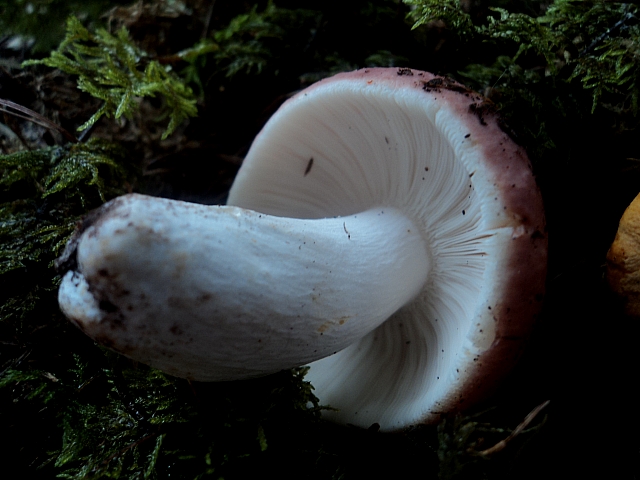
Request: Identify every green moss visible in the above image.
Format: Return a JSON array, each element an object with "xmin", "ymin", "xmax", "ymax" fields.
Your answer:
[
  {"xmin": 211, "ymin": 1, "xmax": 319, "ymax": 77},
  {"xmin": 0, "ymin": 139, "xmax": 131, "ymax": 325},
  {"xmin": 405, "ymin": 0, "xmax": 639, "ymax": 161},
  {"xmin": 0, "ymin": 137, "xmax": 138, "ymax": 477},
  {"xmin": 0, "ymin": 139, "xmax": 130, "ymax": 274},
  {"xmin": 23, "ymin": 16, "xmax": 198, "ymax": 140},
  {"xmin": 170, "ymin": 1, "xmax": 324, "ymax": 96},
  {"xmin": 2, "ymin": 357, "xmax": 325, "ymax": 479}
]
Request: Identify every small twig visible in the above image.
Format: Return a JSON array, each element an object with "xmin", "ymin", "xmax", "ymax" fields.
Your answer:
[
  {"xmin": 0, "ymin": 98, "xmax": 78, "ymax": 144},
  {"xmin": 76, "ymin": 111, "xmax": 103, "ymax": 143},
  {"xmin": 580, "ymin": 11, "xmax": 637, "ymax": 57},
  {"xmin": 77, "ymin": 373, "xmax": 101, "ymax": 393},
  {"xmin": 41, "ymin": 372, "xmax": 59, "ymax": 382},
  {"xmin": 201, "ymin": 0, "xmax": 216, "ymax": 39},
  {"xmin": 474, "ymin": 400, "xmax": 550, "ymax": 457}
]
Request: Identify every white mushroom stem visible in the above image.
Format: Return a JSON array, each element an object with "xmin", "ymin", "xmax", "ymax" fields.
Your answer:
[{"xmin": 59, "ymin": 194, "xmax": 430, "ymax": 381}]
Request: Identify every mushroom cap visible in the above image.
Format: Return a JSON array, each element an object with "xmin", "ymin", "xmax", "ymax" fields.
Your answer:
[
  {"xmin": 227, "ymin": 68, "xmax": 547, "ymax": 430},
  {"xmin": 607, "ymin": 192, "xmax": 640, "ymax": 316}
]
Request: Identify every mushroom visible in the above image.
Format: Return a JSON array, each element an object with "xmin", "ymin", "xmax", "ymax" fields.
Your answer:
[
  {"xmin": 58, "ymin": 68, "xmax": 547, "ymax": 431},
  {"xmin": 607, "ymin": 192, "xmax": 640, "ymax": 317}
]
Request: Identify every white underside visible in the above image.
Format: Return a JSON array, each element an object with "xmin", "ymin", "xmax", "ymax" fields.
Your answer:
[{"xmin": 228, "ymin": 79, "xmax": 512, "ymax": 430}]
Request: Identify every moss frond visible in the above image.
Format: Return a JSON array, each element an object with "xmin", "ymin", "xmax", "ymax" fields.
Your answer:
[
  {"xmin": 405, "ymin": 0, "xmax": 475, "ymax": 34},
  {"xmin": 23, "ymin": 16, "xmax": 198, "ymax": 140},
  {"xmin": 212, "ymin": 1, "xmax": 319, "ymax": 77},
  {"xmin": 0, "ymin": 139, "xmax": 131, "ymax": 319},
  {"xmin": 3, "ymin": 353, "xmax": 324, "ymax": 479},
  {"xmin": 405, "ymin": 0, "xmax": 640, "ymax": 118},
  {"xmin": 42, "ymin": 139, "xmax": 129, "ymax": 204}
]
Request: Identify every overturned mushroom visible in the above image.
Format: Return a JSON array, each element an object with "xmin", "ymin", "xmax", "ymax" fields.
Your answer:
[{"xmin": 58, "ymin": 68, "xmax": 547, "ymax": 431}]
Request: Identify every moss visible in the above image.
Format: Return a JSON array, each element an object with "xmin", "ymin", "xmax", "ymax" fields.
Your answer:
[
  {"xmin": 0, "ymin": 138, "xmax": 136, "ymax": 477},
  {"xmin": 405, "ymin": 0, "xmax": 640, "ymax": 161},
  {"xmin": 23, "ymin": 16, "xmax": 198, "ymax": 140},
  {"xmin": 211, "ymin": 0, "xmax": 319, "ymax": 77},
  {"xmin": 0, "ymin": 138, "xmax": 130, "ymax": 290}
]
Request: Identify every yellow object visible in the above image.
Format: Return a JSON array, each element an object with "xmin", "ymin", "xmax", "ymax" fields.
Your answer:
[{"xmin": 607, "ymin": 192, "xmax": 640, "ymax": 316}]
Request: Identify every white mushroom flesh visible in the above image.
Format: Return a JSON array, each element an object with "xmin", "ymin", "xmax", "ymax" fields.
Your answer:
[
  {"xmin": 227, "ymin": 75, "xmax": 536, "ymax": 429},
  {"xmin": 59, "ymin": 196, "xmax": 429, "ymax": 380}
]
